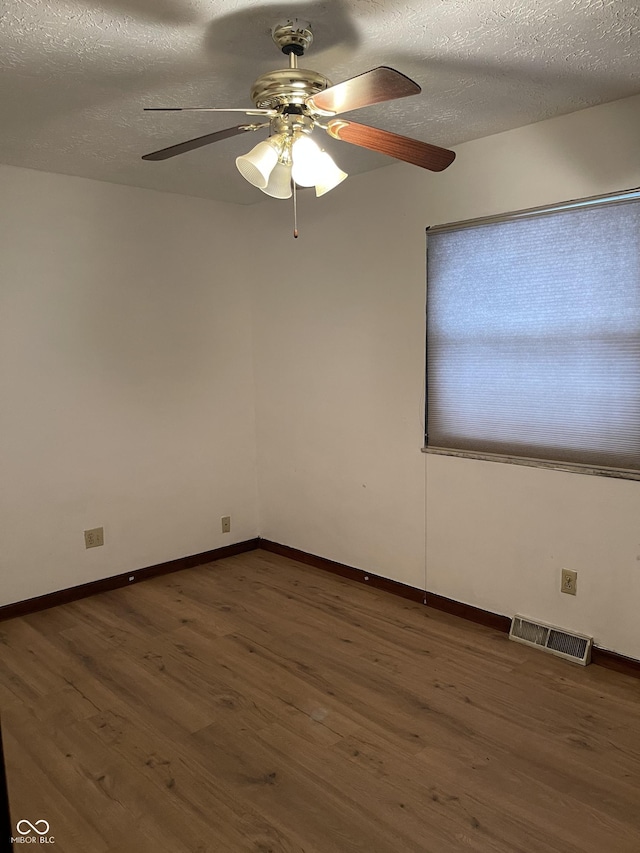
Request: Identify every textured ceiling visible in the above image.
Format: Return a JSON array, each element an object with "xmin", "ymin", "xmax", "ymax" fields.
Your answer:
[{"xmin": 1, "ymin": 0, "xmax": 638, "ymax": 205}]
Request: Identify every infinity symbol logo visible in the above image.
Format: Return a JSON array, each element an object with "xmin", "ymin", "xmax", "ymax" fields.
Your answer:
[{"xmin": 17, "ymin": 819, "xmax": 50, "ymax": 836}]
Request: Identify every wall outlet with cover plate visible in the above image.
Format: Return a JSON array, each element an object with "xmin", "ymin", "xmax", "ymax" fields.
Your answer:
[
  {"xmin": 84, "ymin": 527, "xmax": 104, "ymax": 549},
  {"xmin": 561, "ymin": 568, "xmax": 577, "ymax": 595},
  {"xmin": 221, "ymin": 516, "xmax": 231, "ymax": 534}
]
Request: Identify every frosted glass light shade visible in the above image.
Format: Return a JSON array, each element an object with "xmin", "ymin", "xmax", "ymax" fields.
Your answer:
[
  {"xmin": 291, "ymin": 135, "xmax": 322, "ymax": 187},
  {"xmin": 236, "ymin": 138, "xmax": 280, "ymax": 189},
  {"xmin": 314, "ymin": 152, "xmax": 348, "ymax": 197},
  {"xmin": 261, "ymin": 162, "xmax": 293, "ymax": 199}
]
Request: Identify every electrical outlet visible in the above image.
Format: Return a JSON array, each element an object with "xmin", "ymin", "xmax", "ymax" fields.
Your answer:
[
  {"xmin": 84, "ymin": 527, "xmax": 104, "ymax": 549},
  {"xmin": 221, "ymin": 515, "xmax": 231, "ymax": 534},
  {"xmin": 561, "ymin": 568, "xmax": 577, "ymax": 595}
]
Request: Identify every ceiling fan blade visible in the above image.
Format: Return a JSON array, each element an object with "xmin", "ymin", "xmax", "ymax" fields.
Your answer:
[
  {"xmin": 306, "ymin": 66, "xmax": 420, "ymax": 116},
  {"xmin": 326, "ymin": 120, "xmax": 455, "ymax": 172},
  {"xmin": 144, "ymin": 107, "xmax": 277, "ymax": 116},
  {"xmin": 142, "ymin": 125, "xmax": 264, "ymax": 161}
]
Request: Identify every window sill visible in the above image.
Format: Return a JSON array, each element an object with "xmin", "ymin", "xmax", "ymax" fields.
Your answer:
[{"xmin": 421, "ymin": 446, "xmax": 640, "ymax": 482}]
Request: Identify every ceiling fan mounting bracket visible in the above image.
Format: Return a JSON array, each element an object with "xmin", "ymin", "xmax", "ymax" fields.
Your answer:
[
  {"xmin": 271, "ymin": 19, "xmax": 313, "ymax": 56},
  {"xmin": 326, "ymin": 120, "xmax": 348, "ymax": 140}
]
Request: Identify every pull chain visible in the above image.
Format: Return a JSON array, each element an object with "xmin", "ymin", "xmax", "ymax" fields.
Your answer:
[{"xmin": 292, "ymin": 178, "xmax": 298, "ymax": 238}]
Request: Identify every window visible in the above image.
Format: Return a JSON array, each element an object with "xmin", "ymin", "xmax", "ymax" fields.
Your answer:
[{"xmin": 425, "ymin": 189, "xmax": 640, "ymax": 477}]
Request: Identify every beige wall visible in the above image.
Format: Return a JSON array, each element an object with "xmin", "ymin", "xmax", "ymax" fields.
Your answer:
[
  {"xmin": 2, "ymin": 94, "xmax": 639, "ymax": 660},
  {"xmin": 249, "ymin": 95, "xmax": 640, "ymax": 659},
  {"xmin": 0, "ymin": 166, "xmax": 259, "ymax": 605}
]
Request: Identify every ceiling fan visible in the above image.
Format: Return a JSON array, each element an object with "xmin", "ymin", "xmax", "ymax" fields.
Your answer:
[{"xmin": 142, "ymin": 19, "xmax": 455, "ymax": 232}]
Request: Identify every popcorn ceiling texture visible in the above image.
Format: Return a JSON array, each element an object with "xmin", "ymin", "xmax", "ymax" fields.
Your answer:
[{"xmin": 1, "ymin": 0, "xmax": 638, "ymax": 204}]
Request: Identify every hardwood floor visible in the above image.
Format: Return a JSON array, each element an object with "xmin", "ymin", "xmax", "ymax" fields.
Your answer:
[{"xmin": 1, "ymin": 549, "xmax": 639, "ymax": 852}]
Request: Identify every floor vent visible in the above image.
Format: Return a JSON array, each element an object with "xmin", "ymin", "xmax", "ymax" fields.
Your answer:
[{"xmin": 509, "ymin": 615, "xmax": 592, "ymax": 666}]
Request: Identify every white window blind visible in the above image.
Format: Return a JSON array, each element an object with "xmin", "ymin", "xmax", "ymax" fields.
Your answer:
[{"xmin": 426, "ymin": 191, "xmax": 640, "ymax": 473}]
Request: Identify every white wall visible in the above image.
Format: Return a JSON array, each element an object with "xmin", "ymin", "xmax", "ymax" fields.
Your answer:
[
  {"xmin": 249, "ymin": 95, "xmax": 640, "ymax": 659},
  {"xmin": 2, "ymin": 95, "xmax": 639, "ymax": 658},
  {"xmin": 0, "ymin": 166, "xmax": 259, "ymax": 606}
]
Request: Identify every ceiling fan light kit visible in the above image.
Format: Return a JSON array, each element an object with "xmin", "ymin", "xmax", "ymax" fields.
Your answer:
[
  {"xmin": 143, "ymin": 17, "xmax": 455, "ymax": 235},
  {"xmin": 262, "ymin": 162, "xmax": 294, "ymax": 199},
  {"xmin": 237, "ymin": 127, "xmax": 346, "ymax": 200},
  {"xmin": 311, "ymin": 152, "xmax": 348, "ymax": 197},
  {"xmin": 235, "ymin": 137, "xmax": 281, "ymax": 189}
]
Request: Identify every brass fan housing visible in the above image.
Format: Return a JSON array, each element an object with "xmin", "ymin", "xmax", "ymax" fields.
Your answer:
[{"xmin": 250, "ymin": 69, "xmax": 332, "ymax": 111}]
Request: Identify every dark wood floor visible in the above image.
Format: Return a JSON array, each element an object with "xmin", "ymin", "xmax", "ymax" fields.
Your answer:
[{"xmin": 1, "ymin": 549, "xmax": 639, "ymax": 852}]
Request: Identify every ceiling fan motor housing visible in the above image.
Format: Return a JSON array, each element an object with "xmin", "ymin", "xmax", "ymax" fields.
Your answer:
[{"xmin": 250, "ymin": 68, "xmax": 332, "ymax": 111}]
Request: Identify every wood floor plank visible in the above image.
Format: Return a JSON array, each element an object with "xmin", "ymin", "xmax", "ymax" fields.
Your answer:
[
  {"xmin": 254, "ymin": 719, "xmax": 493, "ymax": 853},
  {"xmin": 191, "ymin": 721, "xmax": 418, "ymax": 853},
  {"xmin": 0, "ymin": 550, "xmax": 639, "ymax": 852}
]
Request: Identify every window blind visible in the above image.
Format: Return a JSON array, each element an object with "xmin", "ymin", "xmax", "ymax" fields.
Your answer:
[{"xmin": 426, "ymin": 191, "xmax": 640, "ymax": 472}]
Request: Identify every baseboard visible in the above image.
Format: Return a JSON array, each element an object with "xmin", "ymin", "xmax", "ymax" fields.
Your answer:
[
  {"xmin": 590, "ymin": 647, "xmax": 640, "ymax": 677},
  {"xmin": 0, "ymin": 538, "xmax": 260, "ymax": 623},
  {"xmin": 3, "ymin": 535, "xmax": 637, "ymax": 680},
  {"xmin": 259, "ymin": 539, "xmax": 511, "ymax": 632},
  {"xmin": 260, "ymin": 540, "xmax": 426, "ymax": 602},
  {"xmin": 258, "ymin": 539, "xmax": 640, "ymax": 680}
]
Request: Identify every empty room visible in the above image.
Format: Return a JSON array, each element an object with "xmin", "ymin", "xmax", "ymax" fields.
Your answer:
[{"xmin": 1, "ymin": 1, "xmax": 639, "ymax": 851}]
